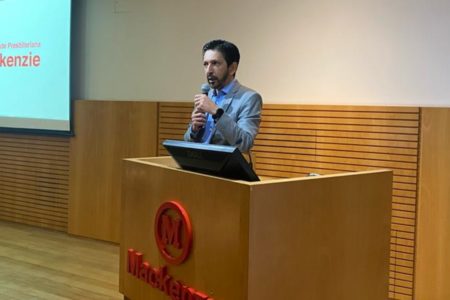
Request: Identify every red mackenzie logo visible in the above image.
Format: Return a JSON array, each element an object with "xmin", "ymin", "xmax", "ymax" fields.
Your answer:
[
  {"xmin": 154, "ymin": 201, "xmax": 193, "ymax": 265},
  {"xmin": 127, "ymin": 201, "xmax": 213, "ymax": 299}
]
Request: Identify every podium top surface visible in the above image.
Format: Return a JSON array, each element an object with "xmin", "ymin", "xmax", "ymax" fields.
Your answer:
[{"xmin": 124, "ymin": 156, "xmax": 391, "ymax": 186}]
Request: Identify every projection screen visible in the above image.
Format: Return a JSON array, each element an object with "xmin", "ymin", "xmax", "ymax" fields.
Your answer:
[{"xmin": 0, "ymin": 0, "xmax": 72, "ymax": 134}]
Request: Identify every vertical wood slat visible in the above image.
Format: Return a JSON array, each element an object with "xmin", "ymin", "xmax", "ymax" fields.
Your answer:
[
  {"xmin": 415, "ymin": 108, "xmax": 450, "ymax": 300},
  {"xmin": 0, "ymin": 133, "xmax": 70, "ymax": 231}
]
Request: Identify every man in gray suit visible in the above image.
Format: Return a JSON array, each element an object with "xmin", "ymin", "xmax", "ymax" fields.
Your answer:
[{"xmin": 184, "ymin": 40, "xmax": 262, "ymax": 153}]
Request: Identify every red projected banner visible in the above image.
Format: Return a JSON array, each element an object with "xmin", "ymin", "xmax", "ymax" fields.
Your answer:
[
  {"xmin": 0, "ymin": 42, "xmax": 41, "ymax": 68},
  {"xmin": 0, "ymin": 53, "xmax": 41, "ymax": 67}
]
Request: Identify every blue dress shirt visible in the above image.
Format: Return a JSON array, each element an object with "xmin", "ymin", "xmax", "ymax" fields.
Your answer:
[{"xmin": 201, "ymin": 80, "xmax": 236, "ymax": 143}]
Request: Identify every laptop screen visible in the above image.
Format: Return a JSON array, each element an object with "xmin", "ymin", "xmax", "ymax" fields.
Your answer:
[{"xmin": 162, "ymin": 140, "xmax": 259, "ymax": 182}]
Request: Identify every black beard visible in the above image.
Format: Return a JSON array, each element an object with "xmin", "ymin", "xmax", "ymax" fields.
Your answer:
[{"xmin": 207, "ymin": 72, "xmax": 228, "ymax": 89}]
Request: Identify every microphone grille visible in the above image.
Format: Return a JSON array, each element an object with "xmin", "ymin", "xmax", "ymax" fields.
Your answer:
[{"xmin": 201, "ymin": 83, "xmax": 210, "ymax": 95}]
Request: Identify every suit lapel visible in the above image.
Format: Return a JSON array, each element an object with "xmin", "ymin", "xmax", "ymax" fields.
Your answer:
[
  {"xmin": 221, "ymin": 80, "xmax": 240, "ymax": 113},
  {"xmin": 221, "ymin": 97, "xmax": 233, "ymax": 113}
]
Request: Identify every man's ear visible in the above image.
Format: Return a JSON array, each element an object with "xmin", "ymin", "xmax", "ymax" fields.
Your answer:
[{"xmin": 229, "ymin": 62, "xmax": 238, "ymax": 77}]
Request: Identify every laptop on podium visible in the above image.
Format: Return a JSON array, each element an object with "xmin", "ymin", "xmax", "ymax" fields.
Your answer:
[{"xmin": 162, "ymin": 140, "xmax": 259, "ymax": 182}]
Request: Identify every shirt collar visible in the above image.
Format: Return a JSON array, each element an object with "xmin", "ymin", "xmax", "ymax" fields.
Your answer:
[{"xmin": 216, "ymin": 79, "xmax": 236, "ymax": 96}]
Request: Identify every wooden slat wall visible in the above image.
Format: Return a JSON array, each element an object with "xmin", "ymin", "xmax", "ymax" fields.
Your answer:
[
  {"xmin": 157, "ymin": 102, "xmax": 420, "ymax": 300},
  {"xmin": 0, "ymin": 133, "xmax": 69, "ymax": 231},
  {"xmin": 157, "ymin": 102, "xmax": 194, "ymax": 155},
  {"xmin": 255, "ymin": 104, "xmax": 420, "ymax": 300}
]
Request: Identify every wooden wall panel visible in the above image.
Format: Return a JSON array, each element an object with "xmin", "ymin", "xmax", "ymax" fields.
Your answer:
[
  {"xmin": 0, "ymin": 133, "xmax": 69, "ymax": 231},
  {"xmin": 255, "ymin": 105, "xmax": 420, "ymax": 300},
  {"xmin": 157, "ymin": 102, "xmax": 420, "ymax": 300},
  {"xmin": 415, "ymin": 108, "xmax": 450, "ymax": 300},
  {"xmin": 157, "ymin": 102, "xmax": 193, "ymax": 155},
  {"xmin": 68, "ymin": 100, "xmax": 158, "ymax": 243}
]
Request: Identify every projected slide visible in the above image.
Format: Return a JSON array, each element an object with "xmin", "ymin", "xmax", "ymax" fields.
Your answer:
[{"xmin": 0, "ymin": 0, "xmax": 71, "ymax": 133}]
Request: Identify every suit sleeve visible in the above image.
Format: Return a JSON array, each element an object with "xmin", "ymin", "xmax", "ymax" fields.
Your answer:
[
  {"xmin": 214, "ymin": 92, "xmax": 262, "ymax": 153},
  {"xmin": 184, "ymin": 123, "xmax": 204, "ymax": 142}
]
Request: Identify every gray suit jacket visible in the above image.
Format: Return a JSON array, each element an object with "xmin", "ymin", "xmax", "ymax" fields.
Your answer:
[{"xmin": 184, "ymin": 80, "xmax": 262, "ymax": 153}]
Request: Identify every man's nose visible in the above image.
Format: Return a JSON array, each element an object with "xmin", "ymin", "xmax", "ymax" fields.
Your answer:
[{"xmin": 205, "ymin": 64, "xmax": 213, "ymax": 74}]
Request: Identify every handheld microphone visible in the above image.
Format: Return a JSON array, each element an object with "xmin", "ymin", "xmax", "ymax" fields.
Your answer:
[
  {"xmin": 201, "ymin": 83, "xmax": 210, "ymax": 95},
  {"xmin": 197, "ymin": 84, "xmax": 211, "ymax": 130}
]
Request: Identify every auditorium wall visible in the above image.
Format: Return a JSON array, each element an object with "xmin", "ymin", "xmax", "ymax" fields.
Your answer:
[{"xmin": 72, "ymin": 0, "xmax": 450, "ymax": 107}]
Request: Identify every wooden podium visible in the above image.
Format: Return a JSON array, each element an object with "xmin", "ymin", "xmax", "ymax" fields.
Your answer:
[{"xmin": 119, "ymin": 156, "xmax": 392, "ymax": 300}]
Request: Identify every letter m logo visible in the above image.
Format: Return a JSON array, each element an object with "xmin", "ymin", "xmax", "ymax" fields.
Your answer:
[
  {"xmin": 161, "ymin": 215, "xmax": 181, "ymax": 249},
  {"xmin": 161, "ymin": 215, "xmax": 182, "ymax": 249},
  {"xmin": 155, "ymin": 201, "xmax": 192, "ymax": 265}
]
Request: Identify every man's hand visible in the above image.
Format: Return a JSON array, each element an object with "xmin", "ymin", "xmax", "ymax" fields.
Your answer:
[
  {"xmin": 191, "ymin": 109, "xmax": 206, "ymax": 132},
  {"xmin": 194, "ymin": 94, "xmax": 218, "ymax": 115}
]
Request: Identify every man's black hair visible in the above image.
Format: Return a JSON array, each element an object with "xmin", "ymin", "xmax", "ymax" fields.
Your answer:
[{"xmin": 202, "ymin": 39, "xmax": 240, "ymax": 66}]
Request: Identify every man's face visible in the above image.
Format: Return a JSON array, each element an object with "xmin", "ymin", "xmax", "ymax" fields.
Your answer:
[{"xmin": 203, "ymin": 50, "xmax": 236, "ymax": 90}]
